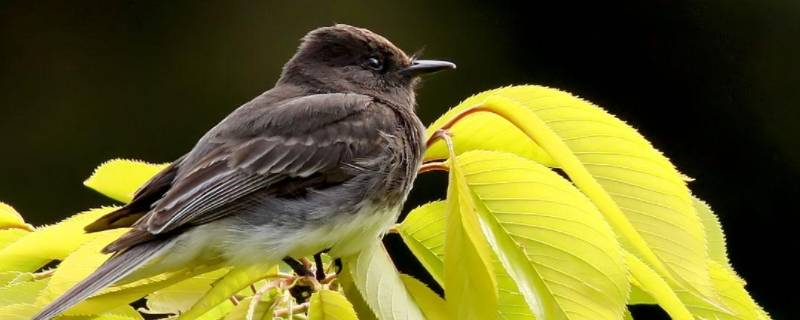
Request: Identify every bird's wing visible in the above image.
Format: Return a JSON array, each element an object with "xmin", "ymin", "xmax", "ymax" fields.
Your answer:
[
  {"xmin": 85, "ymin": 154, "xmax": 187, "ymax": 232},
  {"xmin": 98, "ymin": 93, "xmax": 397, "ymax": 252}
]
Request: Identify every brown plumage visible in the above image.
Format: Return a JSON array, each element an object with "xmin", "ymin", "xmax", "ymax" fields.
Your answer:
[{"xmin": 34, "ymin": 24, "xmax": 454, "ymax": 319}]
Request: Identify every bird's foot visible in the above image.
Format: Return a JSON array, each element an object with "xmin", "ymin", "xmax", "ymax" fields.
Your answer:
[
  {"xmin": 288, "ymin": 275, "xmax": 318, "ymax": 304},
  {"xmin": 313, "ymin": 253, "xmax": 326, "ymax": 281},
  {"xmin": 282, "ymin": 257, "xmax": 312, "ymax": 277}
]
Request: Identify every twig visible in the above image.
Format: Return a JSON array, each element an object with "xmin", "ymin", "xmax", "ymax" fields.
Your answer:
[
  {"xmin": 419, "ymin": 161, "xmax": 449, "ymax": 173},
  {"xmin": 274, "ymin": 302, "xmax": 310, "ymax": 317}
]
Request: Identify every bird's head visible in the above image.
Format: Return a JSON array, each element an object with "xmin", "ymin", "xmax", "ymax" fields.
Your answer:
[{"xmin": 278, "ymin": 24, "xmax": 455, "ymax": 106}]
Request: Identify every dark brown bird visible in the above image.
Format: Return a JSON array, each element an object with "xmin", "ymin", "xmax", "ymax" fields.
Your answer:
[{"xmin": 34, "ymin": 24, "xmax": 454, "ymax": 319}]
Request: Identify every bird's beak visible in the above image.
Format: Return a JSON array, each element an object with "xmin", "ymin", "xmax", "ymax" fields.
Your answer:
[{"xmin": 401, "ymin": 59, "xmax": 456, "ymax": 77}]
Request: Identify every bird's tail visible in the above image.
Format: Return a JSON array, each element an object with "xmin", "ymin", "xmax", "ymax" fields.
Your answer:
[{"xmin": 33, "ymin": 239, "xmax": 170, "ymax": 320}]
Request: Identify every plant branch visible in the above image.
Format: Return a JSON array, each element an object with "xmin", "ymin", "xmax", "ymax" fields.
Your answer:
[
  {"xmin": 274, "ymin": 302, "xmax": 309, "ymax": 317},
  {"xmin": 419, "ymin": 161, "xmax": 449, "ymax": 173}
]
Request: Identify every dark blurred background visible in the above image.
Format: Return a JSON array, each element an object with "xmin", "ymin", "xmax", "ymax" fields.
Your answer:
[{"xmin": 1, "ymin": 1, "xmax": 796, "ymax": 318}]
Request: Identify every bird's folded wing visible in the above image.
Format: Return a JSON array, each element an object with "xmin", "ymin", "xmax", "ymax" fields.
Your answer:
[
  {"xmin": 85, "ymin": 155, "xmax": 186, "ymax": 232},
  {"xmin": 98, "ymin": 93, "xmax": 396, "ymax": 252}
]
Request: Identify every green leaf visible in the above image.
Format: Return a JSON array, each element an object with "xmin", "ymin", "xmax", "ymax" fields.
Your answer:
[
  {"xmin": 308, "ymin": 289, "xmax": 359, "ymax": 320},
  {"xmin": 623, "ymin": 308, "xmax": 634, "ymax": 320},
  {"xmin": 0, "ymin": 277, "xmax": 49, "ymax": 306},
  {"xmin": 0, "ymin": 271, "xmax": 33, "ymax": 287},
  {"xmin": 399, "ymin": 200, "xmax": 534, "ymax": 320},
  {"xmin": 625, "ymin": 250, "xmax": 692, "ymax": 320},
  {"xmin": 445, "ymin": 152, "xmax": 498, "ymax": 320},
  {"xmin": 36, "ymin": 228, "xmax": 128, "ymax": 307},
  {"xmin": 192, "ymin": 300, "xmax": 235, "ymax": 320},
  {"xmin": 83, "ymin": 159, "xmax": 168, "ymax": 203},
  {"xmin": 64, "ymin": 305, "xmax": 145, "ymax": 320},
  {"xmin": 179, "ymin": 263, "xmax": 277, "ymax": 319},
  {"xmin": 460, "ymin": 151, "xmax": 628, "ymax": 319},
  {"xmin": 222, "ymin": 290, "xmax": 278, "ymax": 320},
  {"xmin": 0, "ymin": 303, "xmax": 40, "ymax": 320},
  {"xmin": 399, "ymin": 275, "xmax": 447, "ymax": 320},
  {"xmin": 677, "ymin": 260, "xmax": 768, "ymax": 320},
  {"xmin": 338, "ymin": 266, "xmax": 378, "ymax": 320},
  {"xmin": 139, "ymin": 268, "xmax": 229, "ymax": 316},
  {"xmin": 0, "ymin": 207, "xmax": 116, "ymax": 272},
  {"xmin": 69, "ymin": 269, "xmax": 205, "ymax": 315},
  {"xmin": 0, "ymin": 229, "xmax": 29, "ymax": 251},
  {"xmin": 340, "ymin": 242, "xmax": 426, "ymax": 320},
  {"xmin": 397, "ymin": 201, "xmax": 446, "ymax": 285},
  {"xmin": 427, "ymin": 86, "xmax": 714, "ymax": 301},
  {"xmin": 0, "ymin": 202, "xmax": 33, "ymax": 231},
  {"xmin": 63, "ymin": 306, "xmax": 143, "ymax": 320},
  {"xmin": 693, "ymin": 196, "xmax": 732, "ymax": 270}
]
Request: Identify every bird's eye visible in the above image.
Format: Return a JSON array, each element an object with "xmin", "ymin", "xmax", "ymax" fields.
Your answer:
[{"xmin": 365, "ymin": 57, "xmax": 384, "ymax": 71}]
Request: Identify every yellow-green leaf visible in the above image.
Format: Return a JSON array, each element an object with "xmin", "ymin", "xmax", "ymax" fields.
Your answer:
[
  {"xmin": 0, "ymin": 277, "xmax": 49, "ymax": 306},
  {"xmin": 623, "ymin": 309, "xmax": 633, "ymax": 320},
  {"xmin": 83, "ymin": 159, "xmax": 168, "ymax": 203},
  {"xmin": 61, "ymin": 308, "xmax": 144, "ymax": 320},
  {"xmin": 677, "ymin": 260, "xmax": 768, "ymax": 320},
  {"xmin": 693, "ymin": 196, "xmax": 732, "ymax": 270},
  {"xmin": 445, "ymin": 152, "xmax": 498, "ymax": 320},
  {"xmin": 0, "ymin": 202, "xmax": 33, "ymax": 231},
  {"xmin": 36, "ymin": 229, "xmax": 128, "ymax": 306},
  {"xmin": 192, "ymin": 300, "xmax": 235, "ymax": 320},
  {"xmin": 64, "ymin": 305, "xmax": 146, "ymax": 320},
  {"xmin": 338, "ymin": 266, "xmax": 378, "ymax": 320},
  {"xmin": 0, "ymin": 303, "xmax": 40, "ymax": 320},
  {"xmin": 427, "ymin": 86, "xmax": 714, "ymax": 300},
  {"xmin": 460, "ymin": 151, "xmax": 628, "ymax": 319},
  {"xmin": 625, "ymin": 250, "xmax": 692, "ymax": 320},
  {"xmin": 222, "ymin": 290, "xmax": 278, "ymax": 320},
  {"xmin": 141, "ymin": 268, "xmax": 229, "ymax": 316},
  {"xmin": 179, "ymin": 263, "xmax": 277, "ymax": 319},
  {"xmin": 0, "ymin": 271, "xmax": 33, "ymax": 287},
  {"xmin": 0, "ymin": 229, "xmax": 29, "ymax": 251},
  {"xmin": 340, "ymin": 242, "xmax": 426, "ymax": 320},
  {"xmin": 399, "ymin": 200, "xmax": 534, "ymax": 320},
  {"xmin": 397, "ymin": 201, "xmax": 446, "ymax": 284},
  {"xmin": 399, "ymin": 275, "xmax": 446, "ymax": 320},
  {"xmin": 0, "ymin": 207, "xmax": 116, "ymax": 272},
  {"xmin": 67, "ymin": 268, "xmax": 219, "ymax": 316},
  {"xmin": 308, "ymin": 289, "xmax": 358, "ymax": 320}
]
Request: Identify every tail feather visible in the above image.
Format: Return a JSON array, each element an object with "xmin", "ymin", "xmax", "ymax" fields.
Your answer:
[{"xmin": 33, "ymin": 240, "xmax": 170, "ymax": 320}]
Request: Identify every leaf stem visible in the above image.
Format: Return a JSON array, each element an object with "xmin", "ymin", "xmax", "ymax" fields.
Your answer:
[
  {"xmin": 419, "ymin": 161, "xmax": 449, "ymax": 173},
  {"xmin": 273, "ymin": 302, "xmax": 309, "ymax": 317}
]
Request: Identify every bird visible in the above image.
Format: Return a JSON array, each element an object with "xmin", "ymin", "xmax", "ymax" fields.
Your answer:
[{"xmin": 34, "ymin": 24, "xmax": 455, "ymax": 319}]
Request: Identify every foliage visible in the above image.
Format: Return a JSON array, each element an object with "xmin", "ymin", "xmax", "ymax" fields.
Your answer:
[{"xmin": 0, "ymin": 85, "xmax": 768, "ymax": 319}]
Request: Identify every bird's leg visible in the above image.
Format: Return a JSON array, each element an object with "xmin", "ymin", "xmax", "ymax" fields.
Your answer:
[
  {"xmin": 334, "ymin": 258, "xmax": 343, "ymax": 274},
  {"xmin": 313, "ymin": 253, "xmax": 326, "ymax": 281},
  {"xmin": 284, "ymin": 257, "xmax": 318, "ymax": 304},
  {"xmin": 282, "ymin": 257, "xmax": 312, "ymax": 277}
]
